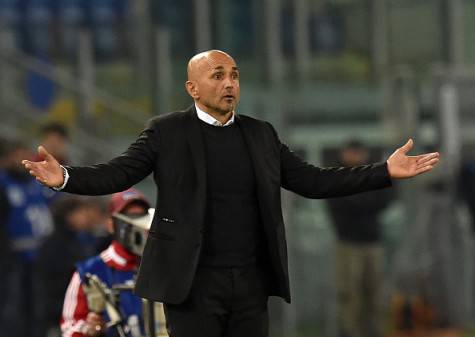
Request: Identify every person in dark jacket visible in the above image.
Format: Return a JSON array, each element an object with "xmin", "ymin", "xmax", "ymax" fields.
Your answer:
[
  {"xmin": 326, "ymin": 140, "xmax": 393, "ymax": 337},
  {"xmin": 22, "ymin": 50, "xmax": 439, "ymax": 337},
  {"xmin": 459, "ymin": 160, "xmax": 475, "ymax": 233},
  {"xmin": 34, "ymin": 196, "xmax": 105, "ymax": 337}
]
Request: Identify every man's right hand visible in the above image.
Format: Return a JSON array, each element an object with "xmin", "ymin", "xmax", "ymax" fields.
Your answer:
[{"xmin": 21, "ymin": 145, "xmax": 64, "ymax": 188}]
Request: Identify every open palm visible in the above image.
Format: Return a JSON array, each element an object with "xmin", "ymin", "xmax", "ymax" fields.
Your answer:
[
  {"xmin": 386, "ymin": 139, "xmax": 439, "ymax": 179},
  {"xmin": 22, "ymin": 146, "xmax": 64, "ymax": 187}
]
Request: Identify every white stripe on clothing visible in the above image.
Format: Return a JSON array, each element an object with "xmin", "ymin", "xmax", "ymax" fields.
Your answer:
[{"xmin": 100, "ymin": 244, "xmax": 127, "ymax": 266}]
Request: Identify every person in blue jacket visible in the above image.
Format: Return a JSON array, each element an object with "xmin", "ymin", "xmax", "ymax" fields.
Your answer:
[
  {"xmin": 60, "ymin": 188, "xmax": 153, "ymax": 337},
  {"xmin": 0, "ymin": 138, "xmax": 53, "ymax": 337}
]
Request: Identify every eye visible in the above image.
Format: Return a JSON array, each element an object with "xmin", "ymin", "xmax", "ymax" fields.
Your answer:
[
  {"xmin": 232, "ymin": 72, "xmax": 239, "ymax": 79},
  {"xmin": 213, "ymin": 73, "xmax": 223, "ymax": 80}
]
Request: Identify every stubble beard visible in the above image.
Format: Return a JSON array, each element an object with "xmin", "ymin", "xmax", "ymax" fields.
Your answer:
[{"xmin": 203, "ymin": 100, "xmax": 236, "ymax": 116}]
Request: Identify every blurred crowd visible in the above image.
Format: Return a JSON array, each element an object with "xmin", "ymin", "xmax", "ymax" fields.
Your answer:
[
  {"xmin": 0, "ymin": 0, "xmax": 129, "ymax": 59},
  {"xmin": 0, "ymin": 122, "xmax": 110, "ymax": 337}
]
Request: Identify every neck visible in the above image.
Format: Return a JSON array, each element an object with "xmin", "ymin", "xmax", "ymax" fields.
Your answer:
[{"xmin": 196, "ymin": 102, "xmax": 233, "ymax": 125}]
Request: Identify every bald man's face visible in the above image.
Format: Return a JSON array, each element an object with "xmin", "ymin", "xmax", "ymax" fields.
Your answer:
[{"xmin": 186, "ymin": 51, "xmax": 240, "ymax": 116}]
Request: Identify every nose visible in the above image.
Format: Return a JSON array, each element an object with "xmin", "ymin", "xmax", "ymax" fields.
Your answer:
[{"xmin": 224, "ymin": 76, "xmax": 234, "ymax": 89}]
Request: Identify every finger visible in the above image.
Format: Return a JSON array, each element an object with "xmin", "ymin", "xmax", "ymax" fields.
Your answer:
[
  {"xmin": 22, "ymin": 160, "xmax": 34, "ymax": 168},
  {"xmin": 416, "ymin": 155, "xmax": 439, "ymax": 165},
  {"xmin": 29, "ymin": 169, "xmax": 43, "ymax": 180},
  {"xmin": 38, "ymin": 145, "xmax": 52, "ymax": 161},
  {"xmin": 416, "ymin": 152, "xmax": 439, "ymax": 164},
  {"xmin": 415, "ymin": 165, "xmax": 433, "ymax": 175},
  {"xmin": 399, "ymin": 138, "xmax": 414, "ymax": 154},
  {"xmin": 23, "ymin": 161, "xmax": 41, "ymax": 170},
  {"xmin": 419, "ymin": 158, "xmax": 439, "ymax": 168},
  {"xmin": 35, "ymin": 176, "xmax": 48, "ymax": 185}
]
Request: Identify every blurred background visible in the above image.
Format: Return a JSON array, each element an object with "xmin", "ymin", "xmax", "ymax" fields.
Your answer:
[{"xmin": 1, "ymin": 0, "xmax": 475, "ymax": 336}]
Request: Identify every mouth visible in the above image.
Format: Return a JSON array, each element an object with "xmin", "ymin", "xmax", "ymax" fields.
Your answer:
[{"xmin": 222, "ymin": 95, "xmax": 235, "ymax": 100}]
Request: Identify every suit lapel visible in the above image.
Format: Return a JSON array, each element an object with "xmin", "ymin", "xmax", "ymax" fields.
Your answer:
[
  {"xmin": 236, "ymin": 115, "xmax": 278, "ymax": 234},
  {"xmin": 235, "ymin": 115, "xmax": 265, "ymax": 184},
  {"xmin": 185, "ymin": 107, "xmax": 207, "ymax": 189}
]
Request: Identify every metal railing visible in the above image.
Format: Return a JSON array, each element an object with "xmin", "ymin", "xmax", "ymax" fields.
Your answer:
[{"xmin": 0, "ymin": 29, "xmax": 150, "ymax": 163}]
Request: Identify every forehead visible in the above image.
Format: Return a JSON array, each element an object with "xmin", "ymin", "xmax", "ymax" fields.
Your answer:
[{"xmin": 199, "ymin": 53, "xmax": 237, "ymax": 73}]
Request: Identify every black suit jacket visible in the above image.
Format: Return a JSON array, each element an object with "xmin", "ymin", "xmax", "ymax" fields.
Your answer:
[{"xmin": 64, "ymin": 106, "xmax": 391, "ymax": 304}]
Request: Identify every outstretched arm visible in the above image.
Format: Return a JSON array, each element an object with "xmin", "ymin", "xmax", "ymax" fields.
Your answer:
[
  {"xmin": 386, "ymin": 139, "xmax": 439, "ymax": 179},
  {"xmin": 279, "ymin": 132, "xmax": 439, "ymax": 199},
  {"xmin": 21, "ymin": 121, "xmax": 159, "ymax": 195}
]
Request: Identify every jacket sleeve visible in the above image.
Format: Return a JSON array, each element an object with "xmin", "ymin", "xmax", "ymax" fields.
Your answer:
[
  {"xmin": 272, "ymin": 127, "xmax": 392, "ymax": 199},
  {"xmin": 60, "ymin": 272, "xmax": 89, "ymax": 337},
  {"xmin": 63, "ymin": 121, "xmax": 159, "ymax": 196}
]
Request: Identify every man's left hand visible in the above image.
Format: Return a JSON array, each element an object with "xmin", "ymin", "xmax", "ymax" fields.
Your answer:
[{"xmin": 386, "ymin": 139, "xmax": 440, "ymax": 179}]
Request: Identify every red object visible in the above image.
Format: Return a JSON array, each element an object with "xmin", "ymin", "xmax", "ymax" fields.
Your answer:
[
  {"xmin": 108, "ymin": 188, "xmax": 150, "ymax": 214},
  {"xmin": 60, "ymin": 242, "xmax": 139, "ymax": 337}
]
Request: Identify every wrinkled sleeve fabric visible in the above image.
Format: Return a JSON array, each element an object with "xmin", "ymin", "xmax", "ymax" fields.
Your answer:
[
  {"xmin": 269, "ymin": 124, "xmax": 392, "ymax": 199},
  {"xmin": 63, "ymin": 121, "xmax": 159, "ymax": 196}
]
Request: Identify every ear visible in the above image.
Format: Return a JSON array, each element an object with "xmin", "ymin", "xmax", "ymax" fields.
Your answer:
[{"xmin": 185, "ymin": 80, "xmax": 199, "ymax": 99}]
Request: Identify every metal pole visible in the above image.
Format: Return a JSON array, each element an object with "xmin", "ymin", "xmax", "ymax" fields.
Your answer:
[
  {"xmin": 130, "ymin": 0, "xmax": 152, "ymax": 92},
  {"xmin": 77, "ymin": 29, "xmax": 95, "ymax": 129},
  {"xmin": 370, "ymin": 0, "xmax": 389, "ymax": 80},
  {"xmin": 263, "ymin": 0, "xmax": 284, "ymax": 85},
  {"xmin": 442, "ymin": 0, "xmax": 464, "ymax": 66},
  {"xmin": 143, "ymin": 299, "xmax": 156, "ymax": 337},
  {"xmin": 154, "ymin": 26, "xmax": 172, "ymax": 114},
  {"xmin": 156, "ymin": 302, "xmax": 169, "ymax": 336},
  {"xmin": 439, "ymin": 81, "xmax": 461, "ymax": 190},
  {"xmin": 0, "ymin": 25, "xmax": 8, "ymax": 108},
  {"xmin": 193, "ymin": 0, "xmax": 211, "ymax": 52},
  {"xmin": 438, "ymin": 79, "xmax": 463, "ymax": 325},
  {"xmin": 294, "ymin": 0, "xmax": 311, "ymax": 82}
]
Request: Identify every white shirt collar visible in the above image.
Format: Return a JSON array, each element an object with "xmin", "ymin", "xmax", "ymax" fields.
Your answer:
[{"xmin": 195, "ymin": 104, "xmax": 235, "ymax": 127}]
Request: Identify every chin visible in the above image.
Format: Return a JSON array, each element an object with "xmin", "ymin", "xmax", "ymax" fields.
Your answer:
[
  {"xmin": 224, "ymin": 104, "xmax": 236, "ymax": 113},
  {"xmin": 217, "ymin": 108, "xmax": 234, "ymax": 115}
]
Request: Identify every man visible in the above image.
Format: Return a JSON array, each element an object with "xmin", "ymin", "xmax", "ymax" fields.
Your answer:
[
  {"xmin": 60, "ymin": 188, "xmax": 153, "ymax": 337},
  {"xmin": 326, "ymin": 140, "xmax": 393, "ymax": 337},
  {"xmin": 23, "ymin": 50, "xmax": 440, "ymax": 337}
]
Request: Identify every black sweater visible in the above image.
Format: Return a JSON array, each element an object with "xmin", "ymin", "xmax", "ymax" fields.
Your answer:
[{"xmin": 199, "ymin": 121, "xmax": 265, "ymax": 267}]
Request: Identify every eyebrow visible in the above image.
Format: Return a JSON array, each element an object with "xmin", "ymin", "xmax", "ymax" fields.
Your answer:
[{"xmin": 212, "ymin": 66, "xmax": 239, "ymax": 71}]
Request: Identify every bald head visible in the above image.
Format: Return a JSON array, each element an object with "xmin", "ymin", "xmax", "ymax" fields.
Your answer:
[
  {"xmin": 185, "ymin": 50, "xmax": 240, "ymax": 122},
  {"xmin": 187, "ymin": 50, "xmax": 236, "ymax": 81}
]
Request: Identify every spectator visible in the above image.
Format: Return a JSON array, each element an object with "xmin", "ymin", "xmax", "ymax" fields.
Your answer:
[
  {"xmin": 34, "ymin": 196, "xmax": 106, "ymax": 337},
  {"xmin": 60, "ymin": 188, "xmax": 153, "ymax": 337},
  {"xmin": 0, "ymin": 136, "xmax": 10, "ymax": 261},
  {"xmin": 0, "ymin": 138, "xmax": 54, "ymax": 337},
  {"xmin": 0, "ymin": 136, "xmax": 8, "ymax": 167},
  {"xmin": 325, "ymin": 140, "xmax": 393, "ymax": 337},
  {"xmin": 0, "ymin": 136, "xmax": 11, "ymax": 331},
  {"xmin": 459, "ymin": 159, "xmax": 475, "ymax": 233},
  {"xmin": 36, "ymin": 122, "xmax": 70, "ymax": 165}
]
